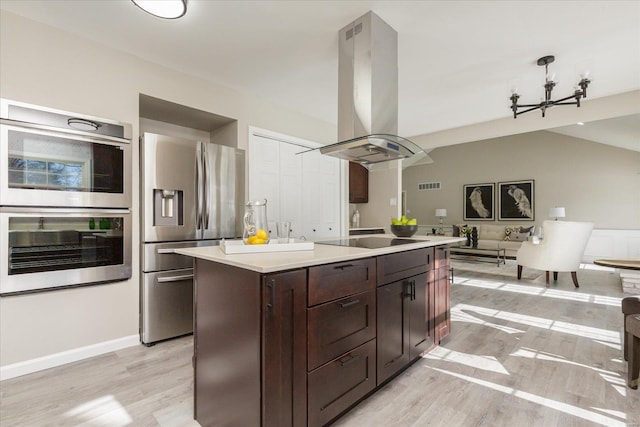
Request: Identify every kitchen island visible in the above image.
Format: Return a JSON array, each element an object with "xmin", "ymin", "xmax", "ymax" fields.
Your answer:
[{"xmin": 177, "ymin": 234, "xmax": 463, "ymax": 427}]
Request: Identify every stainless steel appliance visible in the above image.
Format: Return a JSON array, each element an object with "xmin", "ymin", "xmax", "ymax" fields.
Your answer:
[
  {"xmin": 140, "ymin": 132, "xmax": 244, "ymax": 345},
  {"xmin": 316, "ymin": 11, "xmax": 431, "ymax": 166},
  {"xmin": 1, "ymin": 208, "xmax": 132, "ymax": 294},
  {"xmin": 0, "ymin": 99, "xmax": 132, "ymax": 295},
  {"xmin": 0, "ymin": 98, "xmax": 132, "ymax": 208}
]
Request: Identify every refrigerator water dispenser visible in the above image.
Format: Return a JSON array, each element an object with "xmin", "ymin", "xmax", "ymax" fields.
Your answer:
[{"xmin": 154, "ymin": 189, "xmax": 183, "ymax": 226}]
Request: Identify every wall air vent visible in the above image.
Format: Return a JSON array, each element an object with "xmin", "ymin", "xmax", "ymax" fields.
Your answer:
[{"xmin": 418, "ymin": 182, "xmax": 441, "ymax": 191}]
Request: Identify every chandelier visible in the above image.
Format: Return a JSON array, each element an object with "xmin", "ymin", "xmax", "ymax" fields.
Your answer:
[{"xmin": 510, "ymin": 55, "xmax": 591, "ymax": 118}]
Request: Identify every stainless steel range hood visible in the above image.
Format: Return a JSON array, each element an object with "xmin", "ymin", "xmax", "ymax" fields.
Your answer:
[
  {"xmin": 321, "ymin": 11, "xmax": 427, "ymax": 166},
  {"xmin": 320, "ymin": 133, "xmax": 422, "ymax": 164}
]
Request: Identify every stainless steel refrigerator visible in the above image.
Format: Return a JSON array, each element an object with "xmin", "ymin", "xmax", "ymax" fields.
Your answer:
[{"xmin": 140, "ymin": 132, "xmax": 244, "ymax": 345}]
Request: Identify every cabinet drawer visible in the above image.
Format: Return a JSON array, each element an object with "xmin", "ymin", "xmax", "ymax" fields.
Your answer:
[
  {"xmin": 308, "ymin": 339, "xmax": 376, "ymax": 427},
  {"xmin": 434, "ymin": 245, "xmax": 450, "ymax": 270},
  {"xmin": 377, "ymin": 248, "xmax": 432, "ymax": 286},
  {"xmin": 308, "ymin": 258, "xmax": 376, "ymax": 306},
  {"xmin": 308, "ymin": 289, "xmax": 376, "ymax": 371}
]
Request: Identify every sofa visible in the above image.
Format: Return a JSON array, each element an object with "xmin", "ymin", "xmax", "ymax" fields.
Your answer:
[{"xmin": 453, "ymin": 223, "xmax": 536, "ymax": 258}]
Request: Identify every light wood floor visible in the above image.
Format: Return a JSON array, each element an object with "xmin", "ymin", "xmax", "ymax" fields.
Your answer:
[{"xmin": 1, "ymin": 264, "xmax": 639, "ymax": 426}]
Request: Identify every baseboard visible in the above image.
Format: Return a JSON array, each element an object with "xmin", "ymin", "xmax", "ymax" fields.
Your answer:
[{"xmin": 0, "ymin": 334, "xmax": 140, "ymax": 381}]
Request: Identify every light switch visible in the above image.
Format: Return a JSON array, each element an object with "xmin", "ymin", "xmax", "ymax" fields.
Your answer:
[{"xmin": 390, "ymin": 197, "xmax": 397, "ymax": 206}]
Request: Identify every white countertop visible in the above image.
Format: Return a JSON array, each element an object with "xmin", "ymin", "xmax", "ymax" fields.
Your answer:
[{"xmin": 175, "ymin": 234, "xmax": 465, "ymax": 273}]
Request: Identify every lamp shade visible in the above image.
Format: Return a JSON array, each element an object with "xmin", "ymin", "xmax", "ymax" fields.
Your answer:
[
  {"xmin": 435, "ymin": 209, "xmax": 447, "ymax": 217},
  {"xmin": 548, "ymin": 207, "xmax": 566, "ymax": 219}
]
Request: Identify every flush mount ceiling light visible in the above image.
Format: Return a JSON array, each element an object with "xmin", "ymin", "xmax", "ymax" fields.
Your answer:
[
  {"xmin": 510, "ymin": 55, "xmax": 591, "ymax": 118},
  {"xmin": 131, "ymin": 0, "xmax": 187, "ymax": 19}
]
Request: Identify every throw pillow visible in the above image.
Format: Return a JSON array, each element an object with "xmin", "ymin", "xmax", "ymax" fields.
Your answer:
[
  {"xmin": 504, "ymin": 226, "xmax": 521, "ymax": 241},
  {"xmin": 510, "ymin": 232, "xmax": 529, "ymax": 242},
  {"xmin": 452, "ymin": 223, "xmax": 467, "ymax": 237},
  {"xmin": 520, "ymin": 225, "xmax": 535, "ymax": 236}
]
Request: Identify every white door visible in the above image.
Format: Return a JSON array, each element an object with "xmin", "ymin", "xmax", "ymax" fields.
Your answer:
[
  {"xmin": 248, "ymin": 135, "xmax": 280, "ymax": 235},
  {"xmin": 278, "ymin": 142, "xmax": 303, "ymax": 238},
  {"xmin": 249, "ymin": 127, "xmax": 343, "ymax": 241},
  {"xmin": 302, "ymin": 149, "xmax": 340, "ymax": 239}
]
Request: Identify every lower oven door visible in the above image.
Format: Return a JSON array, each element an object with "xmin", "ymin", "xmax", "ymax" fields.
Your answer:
[
  {"xmin": 141, "ymin": 268, "xmax": 194, "ymax": 344},
  {"xmin": 0, "ymin": 207, "xmax": 132, "ymax": 295}
]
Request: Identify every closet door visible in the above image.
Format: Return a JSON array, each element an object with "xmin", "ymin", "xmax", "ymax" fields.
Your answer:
[
  {"xmin": 248, "ymin": 134, "xmax": 280, "ymax": 235},
  {"xmin": 302, "ymin": 149, "xmax": 341, "ymax": 240},
  {"xmin": 279, "ymin": 142, "xmax": 304, "ymax": 238},
  {"xmin": 249, "ymin": 128, "xmax": 342, "ymax": 241}
]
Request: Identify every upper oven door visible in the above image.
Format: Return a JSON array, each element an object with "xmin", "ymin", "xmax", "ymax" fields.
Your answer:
[{"xmin": 0, "ymin": 122, "xmax": 131, "ymax": 208}]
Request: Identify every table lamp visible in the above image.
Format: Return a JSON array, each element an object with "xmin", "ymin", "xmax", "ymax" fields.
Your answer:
[
  {"xmin": 548, "ymin": 207, "xmax": 565, "ymax": 221},
  {"xmin": 435, "ymin": 208, "xmax": 447, "ymax": 234}
]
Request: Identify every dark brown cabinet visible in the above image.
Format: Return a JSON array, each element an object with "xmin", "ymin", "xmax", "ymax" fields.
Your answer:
[
  {"xmin": 307, "ymin": 289, "xmax": 376, "ymax": 370},
  {"xmin": 193, "ymin": 261, "xmax": 307, "ymax": 427},
  {"xmin": 433, "ymin": 246, "xmax": 451, "ymax": 343},
  {"xmin": 193, "ymin": 244, "xmax": 451, "ymax": 427},
  {"xmin": 376, "ymin": 248, "xmax": 435, "ymax": 385},
  {"xmin": 262, "ymin": 270, "xmax": 308, "ymax": 427},
  {"xmin": 308, "ymin": 257, "xmax": 376, "ymax": 306},
  {"xmin": 434, "ymin": 267, "xmax": 451, "ymax": 342},
  {"xmin": 307, "ymin": 259, "xmax": 377, "ymax": 426},
  {"xmin": 377, "ymin": 272, "xmax": 432, "ymax": 384},
  {"xmin": 349, "ymin": 162, "xmax": 368, "ymax": 203},
  {"xmin": 308, "ymin": 339, "xmax": 376, "ymax": 427}
]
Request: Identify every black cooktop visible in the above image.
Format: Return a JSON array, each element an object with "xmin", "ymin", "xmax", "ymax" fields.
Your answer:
[{"xmin": 316, "ymin": 236, "xmax": 425, "ymax": 249}]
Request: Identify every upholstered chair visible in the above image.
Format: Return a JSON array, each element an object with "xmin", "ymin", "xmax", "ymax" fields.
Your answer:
[
  {"xmin": 622, "ymin": 296, "xmax": 640, "ymax": 361},
  {"xmin": 516, "ymin": 220, "xmax": 594, "ymax": 287}
]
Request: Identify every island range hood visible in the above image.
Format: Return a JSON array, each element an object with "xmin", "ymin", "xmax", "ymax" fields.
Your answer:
[{"xmin": 320, "ymin": 11, "xmax": 426, "ymax": 166}]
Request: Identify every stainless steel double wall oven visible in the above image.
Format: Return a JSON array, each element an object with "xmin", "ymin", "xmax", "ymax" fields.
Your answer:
[{"xmin": 0, "ymin": 99, "xmax": 132, "ymax": 295}]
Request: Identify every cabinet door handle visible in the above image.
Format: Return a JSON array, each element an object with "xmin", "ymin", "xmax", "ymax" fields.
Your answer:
[
  {"xmin": 267, "ymin": 279, "xmax": 275, "ymax": 311},
  {"xmin": 412, "ymin": 280, "xmax": 416, "ymax": 301},
  {"xmin": 404, "ymin": 280, "xmax": 412, "ymax": 298},
  {"xmin": 339, "ymin": 354, "xmax": 360, "ymax": 367},
  {"xmin": 339, "ymin": 299, "xmax": 360, "ymax": 308},
  {"xmin": 334, "ymin": 264, "xmax": 354, "ymax": 270}
]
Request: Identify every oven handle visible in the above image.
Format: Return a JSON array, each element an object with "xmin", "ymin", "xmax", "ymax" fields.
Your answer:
[
  {"xmin": 0, "ymin": 207, "xmax": 130, "ymax": 214},
  {"xmin": 1, "ymin": 118, "xmax": 130, "ymax": 144},
  {"xmin": 157, "ymin": 274, "xmax": 194, "ymax": 283}
]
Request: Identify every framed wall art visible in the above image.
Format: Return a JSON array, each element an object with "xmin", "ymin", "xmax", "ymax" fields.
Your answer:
[
  {"xmin": 463, "ymin": 183, "xmax": 495, "ymax": 221},
  {"xmin": 498, "ymin": 180, "xmax": 534, "ymax": 221}
]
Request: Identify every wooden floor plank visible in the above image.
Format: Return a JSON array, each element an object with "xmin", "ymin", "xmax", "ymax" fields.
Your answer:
[{"xmin": 1, "ymin": 265, "xmax": 639, "ymax": 426}]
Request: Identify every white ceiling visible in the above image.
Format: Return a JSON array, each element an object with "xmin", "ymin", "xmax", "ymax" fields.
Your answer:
[{"xmin": 2, "ymin": 0, "xmax": 639, "ymax": 147}]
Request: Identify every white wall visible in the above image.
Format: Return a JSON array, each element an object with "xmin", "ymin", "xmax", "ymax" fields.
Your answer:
[{"xmin": 0, "ymin": 11, "xmax": 335, "ymax": 372}]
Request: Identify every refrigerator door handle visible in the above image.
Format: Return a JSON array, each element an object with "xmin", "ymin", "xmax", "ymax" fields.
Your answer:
[
  {"xmin": 195, "ymin": 142, "xmax": 204, "ymax": 233},
  {"xmin": 203, "ymin": 143, "xmax": 210, "ymax": 230}
]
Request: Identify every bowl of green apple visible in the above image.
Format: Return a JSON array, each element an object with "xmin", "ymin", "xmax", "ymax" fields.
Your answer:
[{"xmin": 390, "ymin": 216, "xmax": 418, "ymax": 237}]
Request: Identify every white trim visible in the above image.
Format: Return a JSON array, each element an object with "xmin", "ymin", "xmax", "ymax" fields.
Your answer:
[
  {"xmin": 0, "ymin": 334, "xmax": 139, "ymax": 381},
  {"xmin": 248, "ymin": 126, "xmax": 323, "ymax": 150}
]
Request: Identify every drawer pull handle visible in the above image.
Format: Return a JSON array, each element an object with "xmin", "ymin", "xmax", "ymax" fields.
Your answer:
[
  {"xmin": 339, "ymin": 354, "xmax": 360, "ymax": 367},
  {"xmin": 334, "ymin": 264, "xmax": 354, "ymax": 270},
  {"xmin": 339, "ymin": 299, "xmax": 360, "ymax": 308},
  {"xmin": 157, "ymin": 274, "xmax": 193, "ymax": 283}
]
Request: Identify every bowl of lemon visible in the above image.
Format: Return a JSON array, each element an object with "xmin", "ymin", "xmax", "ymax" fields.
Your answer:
[{"xmin": 390, "ymin": 216, "xmax": 418, "ymax": 237}]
